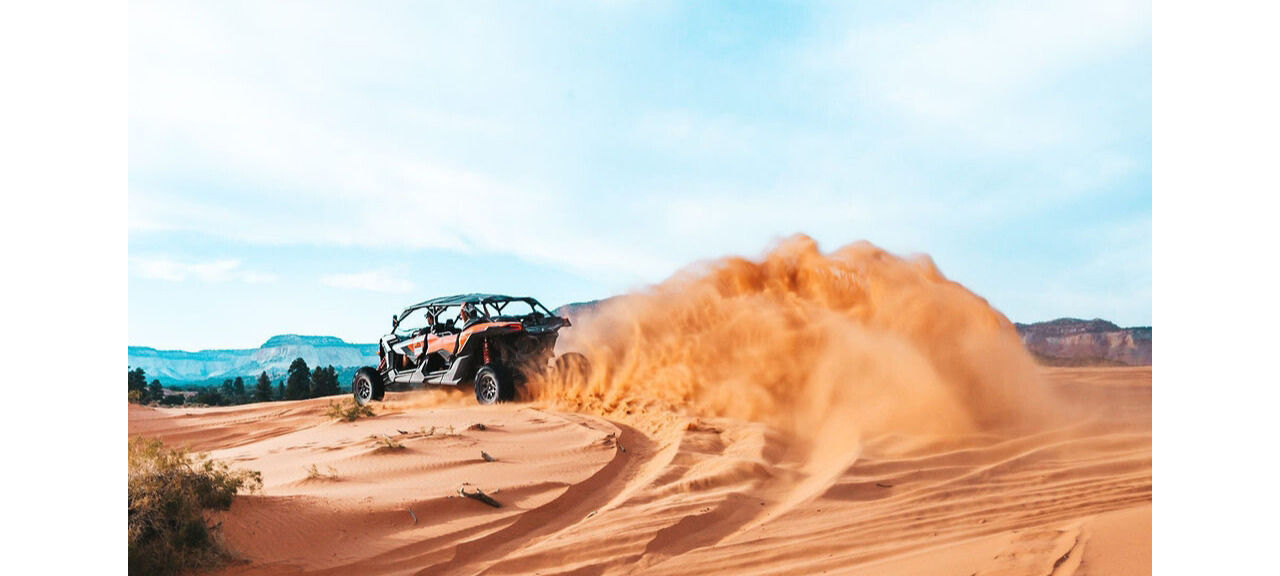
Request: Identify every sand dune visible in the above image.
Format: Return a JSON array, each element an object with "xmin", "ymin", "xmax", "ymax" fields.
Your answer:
[
  {"xmin": 128, "ymin": 240, "xmax": 1148, "ymax": 574},
  {"xmin": 127, "ymin": 366, "xmax": 1149, "ymax": 575}
]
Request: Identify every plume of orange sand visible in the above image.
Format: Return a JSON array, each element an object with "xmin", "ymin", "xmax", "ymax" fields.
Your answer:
[{"xmin": 529, "ymin": 235, "xmax": 1053, "ymax": 449}]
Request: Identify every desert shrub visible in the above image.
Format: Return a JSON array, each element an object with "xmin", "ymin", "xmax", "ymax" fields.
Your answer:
[
  {"xmin": 192, "ymin": 388, "xmax": 224, "ymax": 406},
  {"xmin": 128, "ymin": 437, "xmax": 262, "ymax": 576},
  {"xmin": 306, "ymin": 463, "xmax": 339, "ymax": 480},
  {"xmin": 326, "ymin": 399, "xmax": 375, "ymax": 421},
  {"xmin": 374, "ymin": 435, "xmax": 404, "ymax": 452},
  {"xmin": 128, "ymin": 389, "xmax": 144, "ymax": 404}
]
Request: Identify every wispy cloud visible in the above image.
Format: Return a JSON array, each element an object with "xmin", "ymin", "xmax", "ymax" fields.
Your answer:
[
  {"xmin": 126, "ymin": 2, "xmax": 661, "ymax": 282},
  {"xmin": 128, "ymin": 1, "xmax": 1152, "ymax": 344},
  {"xmin": 130, "ymin": 257, "xmax": 277, "ymax": 284},
  {"xmin": 320, "ymin": 270, "xmax": 414, "ymax": 294},
  {"xmin": 819, "ymin": 0, "xmax": 1150, "ymax": 151}
]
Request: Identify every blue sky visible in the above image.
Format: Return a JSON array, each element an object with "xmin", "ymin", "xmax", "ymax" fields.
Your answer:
[{"xmin": 129, "ymin": 0, "xmax": 1151, "ymax": 351}]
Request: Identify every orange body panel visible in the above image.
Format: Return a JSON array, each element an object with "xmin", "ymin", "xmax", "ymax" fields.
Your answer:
[
  {"xmin": 456, "ymin": 322, "xmax": 522, "ymax": 352},
  {"xmin": 402, "ymin": 322, "xmax": 521, "ymax": 359}
]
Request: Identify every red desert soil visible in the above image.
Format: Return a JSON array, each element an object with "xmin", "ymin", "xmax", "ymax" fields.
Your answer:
[{"xmin": 127, "ymin": 366, "xmax": 1150, "ymax": 576}]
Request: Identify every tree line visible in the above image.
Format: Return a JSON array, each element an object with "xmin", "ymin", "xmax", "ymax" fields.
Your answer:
[{"xmin": 128, "ymin": 358, "xmax": 349, "ymax": 407}]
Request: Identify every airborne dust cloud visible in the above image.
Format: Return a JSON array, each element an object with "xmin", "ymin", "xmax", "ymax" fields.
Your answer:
[{"xmin": 529, "ymin": 235, "xmax": 1054, "ymax": 447}]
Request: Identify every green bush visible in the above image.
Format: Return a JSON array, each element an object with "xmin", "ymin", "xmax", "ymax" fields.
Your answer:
[{"xmin": 128, "ymin": 437, "xmax": 262, "ymax": 575}]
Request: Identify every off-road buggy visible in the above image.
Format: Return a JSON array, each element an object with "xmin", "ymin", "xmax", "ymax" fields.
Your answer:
[{"xmin": 352, "ymin": 293, "xmax": 586, "ymax": 405}]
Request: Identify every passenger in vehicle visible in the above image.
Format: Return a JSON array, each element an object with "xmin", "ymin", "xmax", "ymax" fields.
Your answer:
[{"xmin": 458, "ymin": 304, "xmax": 484, "ymax": 329}]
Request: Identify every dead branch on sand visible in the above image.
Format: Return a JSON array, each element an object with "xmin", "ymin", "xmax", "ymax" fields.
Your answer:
[{"xmin": 458, "ymin": 483, "xmax": 501, "ymax": 508}]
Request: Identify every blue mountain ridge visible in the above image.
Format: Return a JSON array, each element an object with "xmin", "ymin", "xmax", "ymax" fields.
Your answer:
[{"xmin": 128, "ymin": 334, "xmax": 379, "ymax": 385}]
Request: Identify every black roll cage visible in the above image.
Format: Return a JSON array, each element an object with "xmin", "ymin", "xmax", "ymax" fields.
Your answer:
[{"xmin": 392, "ymin": 296, "xmax": 556, "ymax": 332}]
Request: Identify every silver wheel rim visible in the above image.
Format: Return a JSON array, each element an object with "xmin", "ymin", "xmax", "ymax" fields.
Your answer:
[
  {"xmin": 478, "ymin": 374, "xmax": 498, "ymax": 403},
  {"xmin": 356, "ymin": 379, "xmax": 372, "ymax": 404}
]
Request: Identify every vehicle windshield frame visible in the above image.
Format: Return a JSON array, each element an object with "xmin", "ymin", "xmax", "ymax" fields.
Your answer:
[{"xmin": 392, "ymin": 307, "xmax": 435, "ymax": 337}]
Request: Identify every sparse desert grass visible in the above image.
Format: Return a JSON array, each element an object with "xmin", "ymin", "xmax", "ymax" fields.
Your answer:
[
  {"xmin": 409, "ymin": 424, "xmax": 456, "ymax": 438},
  {"xmin": 374, "ymin": 435, "xmax": 405, "ymax": 452},
  {"xmin": 128, "ymin": 437, "xmax": 262, "ymax": 576},
  {"xmin": 327, "ymin": 399, "xmax": 375, "ymax": 421},
  {"xmin": 306, "ymin": 463, "xmax": 339, "ymax": 481}
]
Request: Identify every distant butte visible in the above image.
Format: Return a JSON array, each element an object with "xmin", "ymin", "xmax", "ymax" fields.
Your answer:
[{"xmin": 1015, "ymin": 318, "xmax": 1152, "ymax": 366}]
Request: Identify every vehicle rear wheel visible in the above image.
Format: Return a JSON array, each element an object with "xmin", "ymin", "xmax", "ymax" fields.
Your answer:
[
  {"xmin": 474, "ymin": 365, "xmax": 513, "ymax": 404},
  {"xmin": 553, "ymin": 352, "xmax": 591, "ymax": 385},
  {"xmin": 353, "ymin": 367, "xmax": 385, "ymax": 406}
]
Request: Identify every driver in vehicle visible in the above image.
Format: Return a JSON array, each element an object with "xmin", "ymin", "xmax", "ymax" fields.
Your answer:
[{"xmin": 426, "ymin": 312, "xmax": 452, "ymax": 335}]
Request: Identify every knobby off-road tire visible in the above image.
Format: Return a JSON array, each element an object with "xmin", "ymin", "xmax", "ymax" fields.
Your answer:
[
  {"xmin": 474, "ymin": 365, "xmax": 515, "ymax": 405},
  {"xmin": 353, "ymin": 367, "xmax": 385, "ymax": 406}
]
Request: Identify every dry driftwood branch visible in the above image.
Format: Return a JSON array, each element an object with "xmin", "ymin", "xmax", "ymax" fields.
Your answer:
[
  {"xmin": 408, "ymin": 507, "xmax": 418, "ymax": 524},
  {"xmin": 481, "ymin": 451, "xmax": 496, "ymax": 462},
  {"xmin": 458, "ymin": 484, "xmax": 502, "ymax": 508}
]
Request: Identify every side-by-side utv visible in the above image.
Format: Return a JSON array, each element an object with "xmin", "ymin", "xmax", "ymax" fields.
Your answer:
[{"xmin": 352, "ymin": 293, "xmax": 585, "ymax": 405}]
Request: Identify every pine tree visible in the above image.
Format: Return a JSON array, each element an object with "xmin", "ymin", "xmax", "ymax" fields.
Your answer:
[
  {"xmin": 276, "ymin": 381, "xmax": 285, "ymax": 401},
  {"xmin": 325, "ymin": 365, "xmax": 340, "ymax": 396},
  {"xmin": 307, "ymin": 365, "xmax": 338, "ymax": 398},
  {"xmin": 285, "ymin": 358, "xmax": 311, "ymax": 400},
  {"xmin": 232, "ymin": 376, "xmax": 246, "ymax": 402},
  {"xmin": 129, "ymin": 368, "xmax": 148, "ymax": 402},
  {"xmin": 255, "ymin": 371, "xmax": 273, "ymax": 402},
  {"xmin": 148, "ymin": 379, "xmax": 163, "ymax": 402}
]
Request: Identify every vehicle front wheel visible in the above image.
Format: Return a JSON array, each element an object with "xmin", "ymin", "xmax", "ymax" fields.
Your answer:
[
  {"xmin": 474, "ymin": 365, "xmax": 514, "ymax": 405},
  {"xmin": 353, "ymin": 367, "xmax": 385, "ymax": 406}
]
